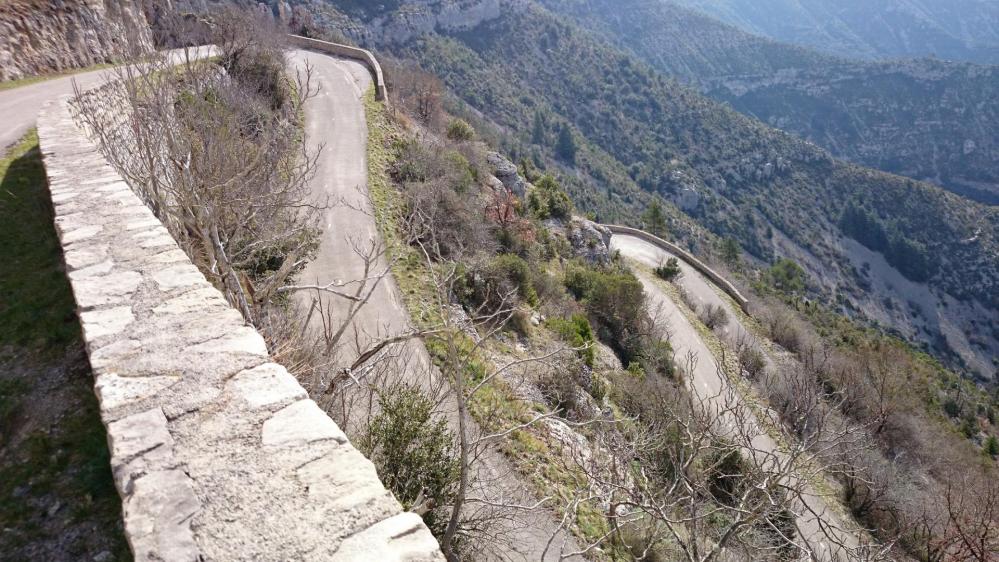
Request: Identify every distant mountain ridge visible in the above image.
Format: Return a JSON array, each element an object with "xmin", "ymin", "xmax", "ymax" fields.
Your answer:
[
  {"xmin": 539, "ymin": 0, "xmax": 999, "ymax": 205},
  {"xmin": 671, "ymin": 0, "xmax": 999, "ymax": 64}
]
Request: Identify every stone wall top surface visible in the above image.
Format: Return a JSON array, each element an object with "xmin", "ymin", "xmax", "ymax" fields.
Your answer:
[{"xmin": 38, "ymin": 94, "xmax": 443, "ymax": 561}]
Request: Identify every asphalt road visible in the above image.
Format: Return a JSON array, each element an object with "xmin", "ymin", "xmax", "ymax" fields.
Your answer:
[
  {"xmin": 0, "ymin": 49, "xmax": 212, "ymax": 152},
  {"xmin": 289, "ymin": 50, "xmax": 581, "ymax": 561},
  {"xmin": 612, "ymin": 233, "xmax": 861, "ymax": 560}
]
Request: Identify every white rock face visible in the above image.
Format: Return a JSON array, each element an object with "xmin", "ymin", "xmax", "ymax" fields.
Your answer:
[{"xmin": 0, "ymin": 0, "xmax": 154, "ymax": 81}]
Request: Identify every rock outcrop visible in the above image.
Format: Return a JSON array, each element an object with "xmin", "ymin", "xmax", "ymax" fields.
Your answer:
[
  {"xmin": 545, "ymin": 217, "xmax": 612, "ymax": 265},
  {"xmin": 486, "ymin": 151, "xmax": 529, "ymax": 198},
  {"xmin": 0, "ymin": 0, "xmax": 154, "ymax": 82}
]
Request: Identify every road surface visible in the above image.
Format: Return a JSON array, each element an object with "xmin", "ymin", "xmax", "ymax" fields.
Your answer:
[
  {"xmin": 288, "ymin": 50, "xmax": 582, "ymax": 561},
  {"xmin": 612, "ymin": 233, "xmax": 861, "ymax": 560},
  {"xmin": 0, "ymin": 49, "xmax": 212, "ymax": 152}
]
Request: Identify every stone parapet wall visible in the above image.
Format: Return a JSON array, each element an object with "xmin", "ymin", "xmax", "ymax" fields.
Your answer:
[
  {"xmin": 288, "ymin": 35, "xmax": 388, "ymax": 102},
  {"xmin": 603, "ymin": 224, "xmax": 751, "ymax": 313},
  {"xmin": 38, "ymin": 94, "xmax": 443, "ymax": 561}
]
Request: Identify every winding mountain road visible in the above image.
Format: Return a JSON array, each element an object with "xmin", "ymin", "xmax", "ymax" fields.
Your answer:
[
  {"xmin": 289, "ymin": 49, "xmax": 582, "ymax": 561},
  {"xmin": 612, "ymin": 233, "xmax": 861, "ymax": 560}
]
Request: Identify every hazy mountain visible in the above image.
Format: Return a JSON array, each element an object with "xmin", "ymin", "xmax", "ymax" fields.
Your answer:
[
  {"xmin": 539, "ymin": 0, "xmax": 999, "ymax": 205},
  {"xmin": 671, "ymin": 0, "xmax": 999, "ymax": 64}
]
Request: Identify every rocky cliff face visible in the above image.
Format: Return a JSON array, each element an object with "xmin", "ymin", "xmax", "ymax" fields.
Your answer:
[
  {"xmin": 298, "ymin": 0, "xmax": 504, "ymax": 45},
  {"xmin": 0, "ymin": 0, "xmax": 154, "ymax": 82}
]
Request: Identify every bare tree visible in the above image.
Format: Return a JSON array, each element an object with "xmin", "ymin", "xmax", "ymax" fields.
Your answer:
[
  {"xmin": 543, "ymin": 348, "xmax": 886, "ymax": 562},
  {"xmin": 73, "ymin": 8, "xmax": 322, "ymax": 324}
]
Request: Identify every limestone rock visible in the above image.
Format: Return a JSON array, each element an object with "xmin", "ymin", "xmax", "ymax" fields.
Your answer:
[
  {"xmin": 566, "ymin": 218, "xmax": 612, "ymax": 265},
  {"xmin": 486, "ymin": 151, "xmax": 529, "ymax": 198},
  {"xmin": 0, "ymin": 0, "xmax": 154, "ymax": 82}
]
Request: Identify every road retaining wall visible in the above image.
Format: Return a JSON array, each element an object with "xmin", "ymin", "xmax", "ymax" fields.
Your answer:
[
  {"xmin": 38, "ymin": 90, "xmax": 441, "ymax": 561},
  {"xmin": 288, "ymin": 35, "xmax": 388, "ymax": 102},
  {"xmin": 603, "ymin": 224, "xmax": 751, "ymax": 313}
]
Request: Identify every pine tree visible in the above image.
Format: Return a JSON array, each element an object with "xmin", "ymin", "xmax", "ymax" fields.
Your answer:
[
  {"xmin": 642, "ymin": 200, "xmax": 667, "ymax": 237},
  {"xmin": 531, "ymin": 110, "xmax": 546, "ymax": 145},
  {"xmin": 556, "ymin": 124, "xmax": 577, "ymax": 164},
  {"xmin": 720, "ymin": 238, "xmax": 740, "ymax": 265}
]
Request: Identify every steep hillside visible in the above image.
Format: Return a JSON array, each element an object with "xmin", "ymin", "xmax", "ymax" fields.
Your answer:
[
  {"xmin": 306, "ymin": 0, "xmax": 999, "ymax": 380},
  {"xmin": 540, "ymin": 0, "xmax": 999, "ymax": 205},
  {"xmin": 0, "ymin": 0, "xmax": 153, "ymax": 82},
  {"xmin": 672, "ymin": 0, "xmax": 999, "ymax": 64},
  {"xmin": 538, "ymin": 0, "xmax": 837, "ymax": 82},
  {"xmin": 708, "ymin": 59, "xmax": 999, "ymax": 205}
]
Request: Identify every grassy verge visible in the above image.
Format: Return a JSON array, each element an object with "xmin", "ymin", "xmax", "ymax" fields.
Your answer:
[
  {"xmin": 0, "ymin": 131, "xmax": 128, "ymax": 559},
  {"xmin": 0, "ymin": 63, "xmax": 115, "ymax": 92},
  {"xmin": 364, "ymin": 92, "xmax": 617, "ymax": 559},
  {"xmin": 0, "ymin": 131, "xmax": 80, "ymax": 352}
]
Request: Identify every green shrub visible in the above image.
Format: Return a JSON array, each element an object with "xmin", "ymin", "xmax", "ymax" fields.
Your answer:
[
  {"xmin": 943, "ymin": 398, "xmax": 961, "ymax": 418},
  {"xmin": 527, "ymin": 175, "xmax": 573, "ymax": 221},
  {"xmin": 446, "ymin": 118, "xmax": 475, "ymax": 141},
  {"xmin": 768, "ymin": 258, "xmax": 807, "ymax": 295},
  {"xmin": 359, "ymin": 386, "xmax": 460, "ymax": 538},
  {"xmin": 547, "ymin": 314, "xmax": 596, "ymax": 367},
  {"xmin": 565, "ymin": 262, "xmax": 646, "ymax": 363},
  {"xmin": 707, "ymin": 449, "xmax": 748, "ymax": 506},
  {"xmin": 588, "ymin": 373, "xmax": 607, "ymax": 402},
  {"xmin": 637, "ymin": 339, "xmax": 676, "ymax": 379},
  {"xmin": 654, "ymin": 257, "xmax": 682, "ymax": 281},
  {"xmin": 985, "ymin": 436, "xmax": 999, "ymax": 458},
  {"xmin": 461, "ymin": 254, "xmax": 540, "ymax": 313},
  {"xmin": 444, "ymin": 150, "xmax": 474, "ymax": 194},
  {"xmin": 627, "ymin": 362, "xmax": 646, "ymax": 379},
  {"xmin": 0, "ymin": 379, "xmax": 25, "ymax": 447}
]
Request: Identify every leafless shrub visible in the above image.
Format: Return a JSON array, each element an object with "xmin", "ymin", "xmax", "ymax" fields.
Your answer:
[
  {"xmin": 732, "ymin": 332, "xmax": 767, "ymax": 380},
  {"xmin": 557, "ymin": 352, "xmax": 881, "ymax": 562},
  {"xmin": 73, "ymin": 10, "xmax": 321, "ymax": 324},
  {"xmin": 761, "ymin": 307, "xmax": 804, "ymax": 353},
  {"xmin": 698, "ymin": 303, "xmax": 729, "ymax": 331},
  {"xmin": 385, "ymin": 61, "xmax": 445, "ymax": 129},
  {"xmin": 537, "ymin": 356, "xmax": 586, "ymax": 420}
]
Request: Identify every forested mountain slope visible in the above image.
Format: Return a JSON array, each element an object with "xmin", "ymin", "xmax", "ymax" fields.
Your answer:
[
  {"xmin": 671, "ymin": 0, "xmax": 999, "ymax": 64},
  {"xmin": 540, "ymin": 0, "xmax": 999, "ymax": 205},
  {"xmin": 303, "ymin": 0, "xmax": 999, "ymax": 380}
]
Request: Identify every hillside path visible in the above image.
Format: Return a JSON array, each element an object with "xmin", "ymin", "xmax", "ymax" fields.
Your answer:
[{"xmin": 612, "ymin": 233, "xmax": 861, "ymax": 560}]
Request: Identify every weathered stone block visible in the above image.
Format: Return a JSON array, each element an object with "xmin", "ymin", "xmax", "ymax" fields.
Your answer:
[{"xmin": 262, "ymin": 400, "xmax": 348, "ymax": 447}]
